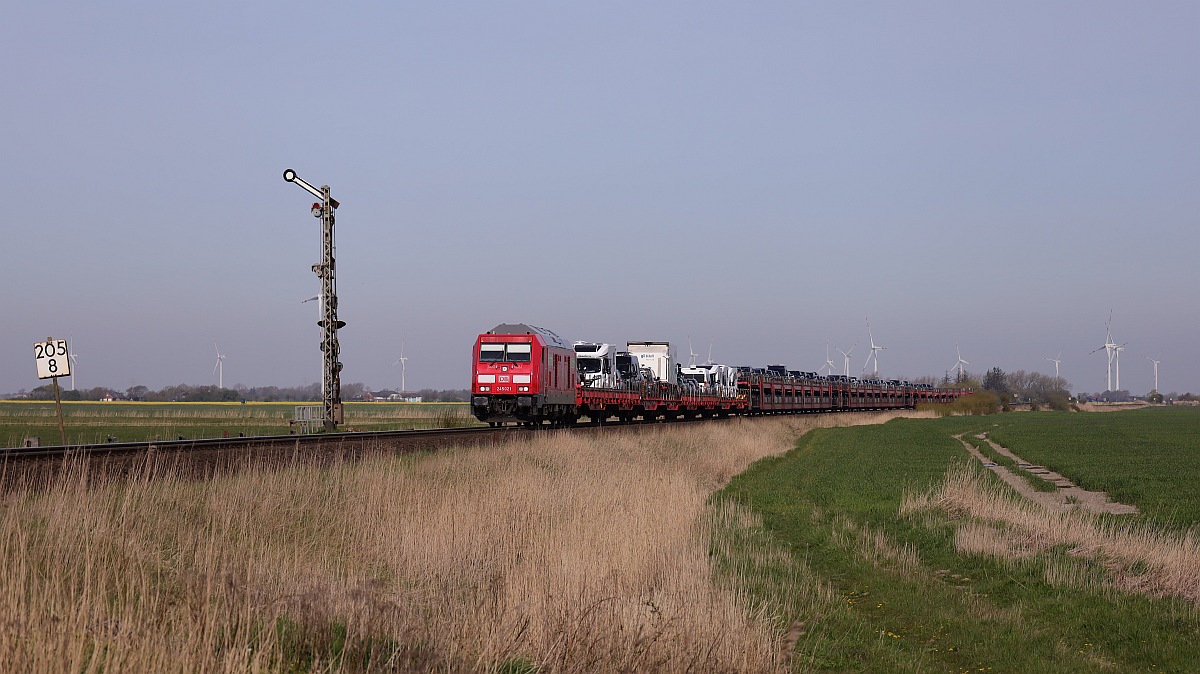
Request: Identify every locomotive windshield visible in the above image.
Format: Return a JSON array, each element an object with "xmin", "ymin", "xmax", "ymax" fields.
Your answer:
[{"xmin": 479, "ymin": 342, "xmax": 533, "ymax": 363}]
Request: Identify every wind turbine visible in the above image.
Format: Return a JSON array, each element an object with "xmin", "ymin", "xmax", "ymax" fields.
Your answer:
[
  {"xmin": 704, "ymin": 340, "xmax": 715, "ymax": 366},
  {"xmin": 68, "ymin": 337, "xmax": 79, "ymax": 390},
  {"xmin": 819, "ymin": 342, "xmax": 837, "ymax": 375},
  {"xmin": 1088, "ymin": 311, "xmax": 1123, "ymax": 392},
  {"xmin": 1044, "ymin": 351, "xmax": 1062, "ymax": 378},
  {"xmin": 1146, "ymin": 355, "xmax": 1160, "ymax": 392},
  {"xmin": 862, "ymin": 319, "xmax": 885, "ymax": 377},
  {"xmin": 687, "ymin": 337, "xmax": 700, "ymax": 368},
  {"xmin": 836, "ymin": 344, "xmax": 856, "ymax": 379},
  {"xmin": 952, "ymin": 344, "xmax": 970, "ymax": 381},
  {"xmin": 1114, "ymin": 343, "xmax": 1127, "ymax": 391},
  {"xmin": 392, "ymin": 342, "xmax": 409, "ymax": 394},
  {"xmin": 212, "ymin": 341, "xmax": 227, "ymax": 389}
]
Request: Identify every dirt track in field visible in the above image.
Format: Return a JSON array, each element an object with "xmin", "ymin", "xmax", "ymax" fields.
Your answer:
[{"xmin": 954, "ymin": 433, "xmax": 1139, "ymax": 515}]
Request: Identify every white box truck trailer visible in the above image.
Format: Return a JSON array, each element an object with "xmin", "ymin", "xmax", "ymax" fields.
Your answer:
[{"xmin": 625, "ymin": 341, "xmax": 676, "ymax": 386}]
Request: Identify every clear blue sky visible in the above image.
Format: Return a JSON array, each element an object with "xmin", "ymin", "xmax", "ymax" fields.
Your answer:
[{"xmin": 3, "ymin": 1, "xmax": 1197, "ymax": 396}]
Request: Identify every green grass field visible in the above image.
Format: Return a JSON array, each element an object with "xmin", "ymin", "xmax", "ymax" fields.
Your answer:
[
  {"xmin": 715, "ymin": 409, "xmax": 1200, "ymax": 673},
  {"xmin": 0, "ymin": 400, "xmax": 481, "ymax": 448},
  {"xmin": 984, "ymin": 407, "xmax": 1200, "ymax": 530}
]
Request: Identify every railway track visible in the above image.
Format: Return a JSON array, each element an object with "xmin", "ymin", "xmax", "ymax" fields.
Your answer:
[
  {"xmin": 0, "ymin": 412, "xmax": 760, "ymax": 461},
  {"xmin": 0, "ymin": 418, "xmax": 718, "ymax": 491},
  {"xmin": 0, "ymin": 408, "xmax": 914, "ymax": 491},
  {"xmin": 2, "ymin": 425, "xmax": 504, "ymax": 460},
  {"xmin": 0, "ymin": 425, "xmax": 517, "ymax": 492}
]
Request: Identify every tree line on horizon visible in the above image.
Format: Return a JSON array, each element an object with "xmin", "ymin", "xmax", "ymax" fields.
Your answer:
[{"xmin": 965, "ymin": 367, "xmax": 1196, "ymax": 405}]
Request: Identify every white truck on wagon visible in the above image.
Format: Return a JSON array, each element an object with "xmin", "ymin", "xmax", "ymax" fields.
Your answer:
[{"xmin": 625, "ymin": 341, "xmax": 677, "ymax": 386}]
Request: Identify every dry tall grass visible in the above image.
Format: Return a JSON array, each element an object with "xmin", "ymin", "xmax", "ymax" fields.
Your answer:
[
  {"xmin": 1, "ymin": 412, "xmax": 917, "ymax": 673},
  {"xmin": 902, "ymin": 462, "xmax": 1200, "ymax": 605}
]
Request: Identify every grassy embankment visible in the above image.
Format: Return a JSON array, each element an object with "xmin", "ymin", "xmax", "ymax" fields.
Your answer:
[
  {"xmin": 717, "ymin": 406, "xmax": 1200, "ymax": 673},
  {"xmin": 0, "ymin": 412, "xmax": 909, "ymax": 673},
  {"xmin": 0, "ymin": 401, "xmax": 479, "ymax": 448}
]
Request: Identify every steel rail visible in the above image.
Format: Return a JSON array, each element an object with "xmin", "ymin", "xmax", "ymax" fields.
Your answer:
[{"xmin": 0, "ymin": 425, "xmax": 507, "ymax": 461}]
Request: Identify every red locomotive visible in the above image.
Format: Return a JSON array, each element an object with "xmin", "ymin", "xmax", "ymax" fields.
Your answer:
[{"xmin": 471, "ymin": 324, "xmax": 578, "ymax": 426}]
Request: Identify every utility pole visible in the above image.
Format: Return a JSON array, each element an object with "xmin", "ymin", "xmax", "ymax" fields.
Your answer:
[{"xmin": 283, "ymin": 169, "xmax": 345, "ymax": 430}]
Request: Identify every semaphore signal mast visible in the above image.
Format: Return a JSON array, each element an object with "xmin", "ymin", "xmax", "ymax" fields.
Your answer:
[{"xmin": 283, "ymin": 168, "xmax": 345, "ymax": 431}]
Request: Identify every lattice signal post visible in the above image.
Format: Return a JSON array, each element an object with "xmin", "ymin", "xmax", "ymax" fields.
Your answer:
[{"xmin": 283, "ymin": 169, "xmax": 345, "ymax": 431}]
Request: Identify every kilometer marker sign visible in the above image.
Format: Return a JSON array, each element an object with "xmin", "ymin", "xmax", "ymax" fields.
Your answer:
[
  {"xmin": 34, "ymin": 338, "xmax": 71, "ymax": 380},
  {"xmin": 33, "ymin": 337, "xmax": 71, "ymax": 446}
]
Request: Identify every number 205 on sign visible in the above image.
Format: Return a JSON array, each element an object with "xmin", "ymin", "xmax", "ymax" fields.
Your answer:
[{"xmin": 34, "ymin": 340, "xmax": 71, "ymax": 380}]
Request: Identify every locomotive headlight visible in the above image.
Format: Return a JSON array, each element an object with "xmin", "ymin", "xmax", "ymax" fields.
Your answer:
[{"xmin": 479, "ymin": 386, "xmax": 490, "ymax": 391}]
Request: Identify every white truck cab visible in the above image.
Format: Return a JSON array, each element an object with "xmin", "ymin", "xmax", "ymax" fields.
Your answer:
[{"xmin": 573, "ymin": 342, "xmax": 620, "ymax": 388}]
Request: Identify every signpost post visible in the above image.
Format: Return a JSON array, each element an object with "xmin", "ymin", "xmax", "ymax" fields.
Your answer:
[{"xmin": 34, "ymin": 336, "xmax": 70, "ymax": 446}]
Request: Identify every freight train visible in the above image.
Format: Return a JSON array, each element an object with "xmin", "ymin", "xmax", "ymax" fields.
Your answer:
[{"xmin": 470, "ymin": 323, "xmax": 970, "ymax": 427}]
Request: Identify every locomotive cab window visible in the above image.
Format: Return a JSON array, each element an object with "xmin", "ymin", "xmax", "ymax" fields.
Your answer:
[{"xmin": 480, "ymin": 342, "xmax": 533, "ymax": 362}]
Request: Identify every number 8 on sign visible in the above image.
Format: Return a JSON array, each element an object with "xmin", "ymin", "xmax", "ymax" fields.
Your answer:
[{"xmin": 34, "ymin": 339, "xmax": 71, "ymax": 380}]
